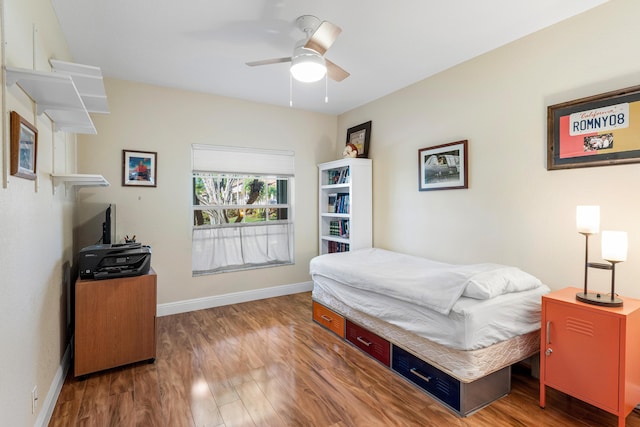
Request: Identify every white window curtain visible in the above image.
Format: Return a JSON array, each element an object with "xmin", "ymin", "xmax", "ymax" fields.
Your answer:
[
  {"xmin": 192, "ymin": 224, "xmax": 292, "ymax": 274},
  {"xmin": 191, "ymin": 145, "xmax": 294, "ymax": 275}
]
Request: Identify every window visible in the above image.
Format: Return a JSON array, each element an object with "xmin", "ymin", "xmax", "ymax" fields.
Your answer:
[{"xmin": 191, "ymin": 145, "xmax": 294, "ymax": 275}]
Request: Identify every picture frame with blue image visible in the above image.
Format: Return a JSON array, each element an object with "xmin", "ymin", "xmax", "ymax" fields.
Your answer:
[
  {"xmin": 123, "ymin": 149, "xmax": 157, "ymax": 187},
  {"xmin": 10, "ymin": 111, "xmax": 38, "ymax": 181}
]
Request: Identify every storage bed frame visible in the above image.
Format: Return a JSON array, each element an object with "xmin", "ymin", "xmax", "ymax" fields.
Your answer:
[{"xmin": 312, "ymin": 285, "xmax": 540, "ymax": 416}]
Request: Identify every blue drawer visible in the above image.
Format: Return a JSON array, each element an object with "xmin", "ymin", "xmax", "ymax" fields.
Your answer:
[{"xmin": 392, "ymin": 346, "xmax": 460, "ymax": 411}]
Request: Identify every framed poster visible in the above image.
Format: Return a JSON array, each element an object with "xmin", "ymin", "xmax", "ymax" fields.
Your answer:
[
  {"xmin": 10, "ymin": 111, "xmax": 38, "ymax": 180},
  {"xmin": 346, "ymin": 121, "xmax": 371, "ymax": 158},
  {"xmin": 123, "ymin": 149, "xmax": 157, "ymax": 187},
  {"xmin": 418, "ymin": 140, "xmax": 468, "ymax": 191},
  {"xmin": 547, "ymin": 85, "xmax": 640, "ymax": 170}
]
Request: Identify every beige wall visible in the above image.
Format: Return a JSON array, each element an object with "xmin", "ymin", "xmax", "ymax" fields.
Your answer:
[
  {"xmin": 77, "ymin": 79, "xmax": 337, "ymax": 304},
  {"xmin": 338, "ymin": 0, "xmax": 640, "ymax": 298},
  {"xmin": 3, "ymin": 0, "xmax": 640, "ymax": 425},
  {"xmin": 0, "ymin": 0, "xmax": 76, "ymax": 426}
]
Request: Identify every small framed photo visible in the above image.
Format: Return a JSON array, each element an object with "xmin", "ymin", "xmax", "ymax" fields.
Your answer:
[
  {"xmin": 418, "ymin": 140, "xmax": 468, "ymax": 191},
  {"xmin": 547, "ymin": 84, "xmax": 640, "ymax": 170},
  {"xmin": 346, "ymin": 121, "xmax": 372, "ymax": 158},
  {"xmin": 123, "ymin": 149, "xmax": 157, "ymax": 187},
  {"xmin": 10, "ymin": 111, "xmax": 38, "ymax": 180}
]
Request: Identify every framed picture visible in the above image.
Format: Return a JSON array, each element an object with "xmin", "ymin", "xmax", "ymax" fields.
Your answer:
[
  {"xmin": 10, "ymin": 111, "xmax": 38, "ymax": 180},
  {"xmin": 346, "ymin": 121, "xmax": 372, "ymax": 158},
  {"xmin": 547, "ymin": 84, "xmax": 640, "ymax": 170},
  {"xmin": 123, "ymin": 149, "xmax": 157, "ymax": 187},
  {"xmin": 418, "ymin": 140, "xmax": 468, "ymax": 191}
]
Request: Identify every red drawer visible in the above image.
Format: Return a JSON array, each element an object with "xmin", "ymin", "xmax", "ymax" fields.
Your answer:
[
  {"xmin": 346, "ymin": 320, "xmax": 390, "ymax": 366},
  {"xmin": 313, "ymin": 301, "xmax": 345, "ymax": 338}
]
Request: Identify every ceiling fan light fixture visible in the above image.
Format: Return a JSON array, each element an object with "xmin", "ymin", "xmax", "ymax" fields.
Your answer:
[{"xmin": 290, "ymin": 50, "xmax": 326, "ymax": 83}]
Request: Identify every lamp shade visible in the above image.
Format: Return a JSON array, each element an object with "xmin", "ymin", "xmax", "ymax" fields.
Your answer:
[
  {"xmin": 602, "ymin": 230, "xmax": 628, "ymax": 262},
  {"xmin": 576, "ymin": 205, "xmax": 600, "ymax": 234},
  {"xmin": 290, "ymin": 48, "xmax": 326, "ymax": 83}
]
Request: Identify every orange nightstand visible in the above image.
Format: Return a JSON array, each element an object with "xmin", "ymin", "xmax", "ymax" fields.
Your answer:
[{"xmin": 540, "ymin": 287, "xmax": 640, "ymax": 427}]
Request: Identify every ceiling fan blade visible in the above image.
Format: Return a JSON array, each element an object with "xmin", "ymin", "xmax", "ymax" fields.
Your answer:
[
  {"xmin": 246, "ymin": 57, "xmax": 292, "ymax": 67},
  {"xmin": 304, "ymin": 21, "xmax": 341, "ymax": 55},
  {"xmin": 326, "ymin": 59, "xmax": 350, "ymax": 82}
]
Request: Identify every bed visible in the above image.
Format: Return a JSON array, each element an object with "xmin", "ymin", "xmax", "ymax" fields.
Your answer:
[{"xmin": 309, "ymin": 248, "xmax": 550, "ymax": 416}]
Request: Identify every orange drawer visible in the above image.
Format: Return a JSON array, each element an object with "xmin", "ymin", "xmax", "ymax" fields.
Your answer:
[
  {"xmin": 313, "ymin": 301, "xmax": 345, "ymax": 338},
  {"xmin": 346, "ymin": 320, "xmax": 390, "ymax": 366}
]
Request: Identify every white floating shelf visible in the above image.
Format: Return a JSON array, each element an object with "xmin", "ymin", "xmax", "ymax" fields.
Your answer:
[
  {"xmin": 6, "ymin": 66, "xmax": 97, "ymax": 134},
  {"xmin": 50, "ymin": 59, "xmax": 110, "ymax": 114},
  {"xmin": 51, "ymin": 173, "xmax": 109, "ymax": 193}
]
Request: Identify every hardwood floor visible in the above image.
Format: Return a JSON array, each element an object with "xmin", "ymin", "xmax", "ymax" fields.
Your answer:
[{"xmin": 49, "ymin": 292, "xmax": 640, "ymax": 426}]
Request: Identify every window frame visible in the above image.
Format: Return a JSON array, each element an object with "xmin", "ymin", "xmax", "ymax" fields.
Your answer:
[{"xmin": 191, "ymin": 172, "xmax": 295, "ymax": 275}]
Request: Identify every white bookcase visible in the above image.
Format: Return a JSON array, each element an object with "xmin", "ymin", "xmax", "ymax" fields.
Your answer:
[{"xmin": 318, "ymin": 158, "xmax": 372, "ymax": 255}]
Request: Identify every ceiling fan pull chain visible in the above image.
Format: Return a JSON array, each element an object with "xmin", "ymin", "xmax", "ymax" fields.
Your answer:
[
  {"xmin": 325, "ymin": 74, "xmax": 328, "ymax": 103},
  {"xmin": 289, "ymin": 74, "xmax": 293, "ymax": 107}
]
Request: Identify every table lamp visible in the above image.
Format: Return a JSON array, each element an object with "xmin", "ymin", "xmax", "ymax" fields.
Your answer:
[{"xmin": 575, "ymin": 205, "xmax": 626, "ymax": 307}]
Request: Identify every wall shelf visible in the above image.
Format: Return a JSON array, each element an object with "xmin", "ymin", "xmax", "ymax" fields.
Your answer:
[
  {"xmin": 6, "ymin": 66, "xmax": 96, "ymax": 134},
  {"xmin": 50, "ymin": 59, "xmax": 109, "ymax": 114},
  {"xmin": 5, "ymin": 60, "xmax": 109, "ymax": 135},
  {"xmin": 51, "ymin": 173, "xmax": 109, "ymax": 194}
]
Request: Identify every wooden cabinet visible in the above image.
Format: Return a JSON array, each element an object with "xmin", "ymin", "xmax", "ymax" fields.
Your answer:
[
  {"xmin": 318, "ymin": 158, "xmax": 372, "ymax": 255},
  {"xmin": 540, "ymin": 287, "xmax": 640, "ymax": 427},
  {"xmin": 74, "ymin": 270, "xmax": 157, "ymax": 377}
]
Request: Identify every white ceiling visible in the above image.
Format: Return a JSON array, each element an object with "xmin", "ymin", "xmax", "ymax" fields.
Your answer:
[{"xmin": 50, "ymin": 0, "xmax": 608, "ymax": 115}]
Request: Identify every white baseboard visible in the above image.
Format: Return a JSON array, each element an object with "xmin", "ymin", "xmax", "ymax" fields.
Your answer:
[
  {"xmin": 37, "ymin": 342, "xmax": 71, "ymax": 427},
  {"xmin": 157, "ymin": 281, "xmax": 313, "ymax": 317}
]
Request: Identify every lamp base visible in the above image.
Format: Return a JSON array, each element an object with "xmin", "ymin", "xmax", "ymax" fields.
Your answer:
[{"xmin": 576, "ymin": 291, "xmax": 623, "ymax": 307}]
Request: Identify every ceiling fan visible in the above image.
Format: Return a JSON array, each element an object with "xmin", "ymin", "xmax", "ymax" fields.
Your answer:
[{"xmin": 246, "ymin": 15, "xmax": 349, "ymax": 83}]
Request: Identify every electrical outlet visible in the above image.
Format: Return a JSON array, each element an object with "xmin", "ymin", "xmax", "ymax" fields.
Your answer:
[{"xmin": 31, "ymin": 386, "xmax": 38, "ymax": 414}]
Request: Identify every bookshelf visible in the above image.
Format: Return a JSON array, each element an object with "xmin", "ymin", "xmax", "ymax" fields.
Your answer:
[{"xmin": 318, "ymin": 158, "xmax": 372, "ymax": 255}]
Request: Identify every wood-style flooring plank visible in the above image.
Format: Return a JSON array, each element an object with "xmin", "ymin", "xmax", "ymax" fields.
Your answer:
[
  {"xmin": 156, "ymin": 317, "xmax": 197, "ymax": 427},
  {"xmin": 107, "ymin": 390, "xmax": 134, "ymax": 427},
  {"xmin": 233, "ymin": 379, "xmax": 286, "ymax": 427},
  {"xmin": 132, "ymin": 362, "xmax": 164, "ymax": 427},
  {"xmin": 48, "ymin": 398, "xmax": 82, "ymax": 427},
  {"xmin": 49, "ymin": 292, "xmax": 640, "ymax": 427},
  {"xmin": 218, "ymin": 399, "xmax": 255, "ymax": 427}
]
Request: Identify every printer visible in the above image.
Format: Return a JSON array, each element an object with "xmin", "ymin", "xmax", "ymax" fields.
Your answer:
[{"xmin": 78, "ymin": 243, "xmax": 151, "ymax": 280}]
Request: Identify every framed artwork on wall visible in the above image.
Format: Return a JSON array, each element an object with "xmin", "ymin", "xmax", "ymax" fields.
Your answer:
[
  {"xmin": 10, "ymin": 111, "xmax": 38, "ymax": 180},
  {"xmin": 418, "ymin": 140, "xmax": 468, "ymax": 191},
  {"xmin": 346, "ymin": 121, "xmax": 371, "ymax": 158},
  {"xmin": 123, "ymin": 149, "xmax": 157, "ymax": 187},
  {"xmin": 547, "ymin": 84, "xmax": 640, "ymax": 170}
]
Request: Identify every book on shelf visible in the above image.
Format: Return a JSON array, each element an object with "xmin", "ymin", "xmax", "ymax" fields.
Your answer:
[
  {"xmin": 338, "ymin": 167, "xmax": 350, "ymax": 184},
  {"xmin": 329, "ymin": 219, "xmax": 349, "ymax": 237},
  {"xmin": 327, "ymin": 193, "xmax": 337, "ymax": 213},
  {"xmin": 333, "ymin": 193, "xmax": 350, "ymax": 214},
  {"xmin": 328, "ymin": 241, "xmax": 350, "ymax": 253},
  {"xmin": 328, "ymin": 192, "xmax": 349, "ymax": 214},
  {"xmin": 328, "ymin": 170, "xmax": 340, "ymax": 185},
  {"xmin": 327, "ymin": 167, "xmax": 350, "ymax": 185}
]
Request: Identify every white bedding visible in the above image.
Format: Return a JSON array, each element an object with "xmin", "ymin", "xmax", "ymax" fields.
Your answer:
[
  {"xmin": 309, "ymin": 248, "xmax": 544, "ymax": 315},
  {"xmin": 313, "ymin": 274, "xmax": 549, "ymax": 350},
  {"xmin": 309, "ymin": 248, "xmax": 550, "ymax": 350}
]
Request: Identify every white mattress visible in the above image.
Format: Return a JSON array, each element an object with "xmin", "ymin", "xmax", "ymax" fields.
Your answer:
[
  {"xmin": 312, "ymin": 274, "xmax": 549, "ymax": 351},
  {"xmin": 310, "ymin": 248, "xmax": 546, "ymax": 315},
  {"xmin": 313, "ymin": 284, "xmax": 541, "ymax": 382}
]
